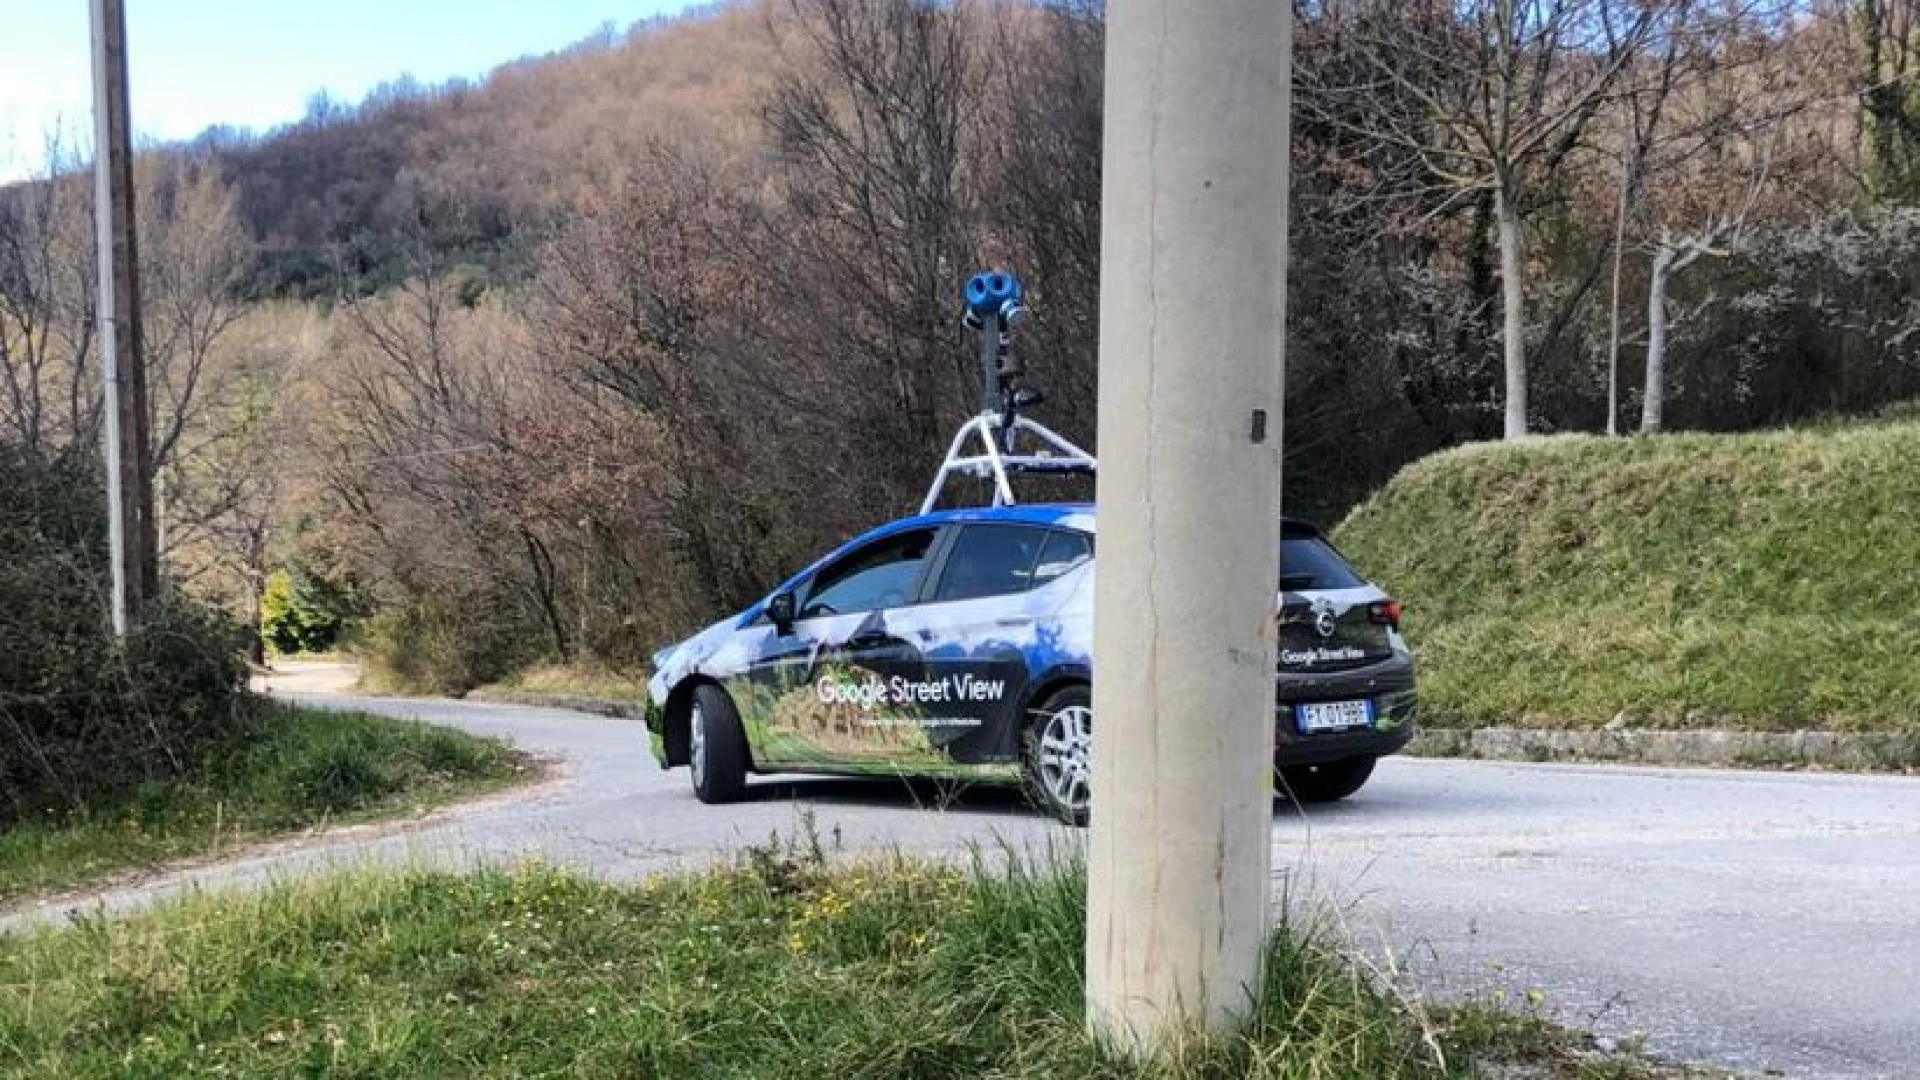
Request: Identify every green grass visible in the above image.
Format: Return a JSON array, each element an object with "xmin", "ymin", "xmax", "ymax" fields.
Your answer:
[
  {"xmin": 0, "ymin": 845, "xmax": 1703, "ymax": 1079},
  {"xmin": 467, "ymin": 663, "xmax": 651, "ymax": 706},
  {"xmin": 0, "ymin": 702, "xmax": 529, "ymax": 904},
  {"xmin": 1333, "ymin": 420, "xmax": 1920, "ymax": 733}
]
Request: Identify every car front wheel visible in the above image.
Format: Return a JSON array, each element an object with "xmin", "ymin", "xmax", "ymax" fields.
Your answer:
[
  {"xmin": 1026, "ymin": 685, "xmax": 1092, "ymax": 827},
  {"xmin": 1278, "ymin": 755, "xmax": 1376, "ymax": 803},
  {"xmin": 690, "ymin": 684, "xmax": 749, "ymax": 804}
]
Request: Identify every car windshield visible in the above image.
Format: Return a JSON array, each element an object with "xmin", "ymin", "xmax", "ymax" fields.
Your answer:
[{"xmin": 1279, "ymin": 532, "xmax": 1363, "ymax": 591}]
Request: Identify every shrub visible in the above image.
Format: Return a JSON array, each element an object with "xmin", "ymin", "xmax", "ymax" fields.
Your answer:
[
  {"xmin": 354, "ymin": 597, "xmax": 532, "ymax": 696},
  {"xmin": 260, "ymin": 567, "xmax": 345, "ymax": 655},
  {"xmin": 0, "ymin": 448, "xmax": 245, "ymax": 821}
]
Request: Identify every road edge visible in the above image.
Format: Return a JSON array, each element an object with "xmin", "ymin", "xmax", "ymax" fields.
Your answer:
[
  {"xmin": 1411, "ymin": 726, "xmax": 1920, "ymax": 772},
  {"xmin": 462, "ymin": 688, "xmax": 639, "ymax": 719},
  {"xmin": 0, "ymin": 754, "xmax": 571, "ymax": 935}
]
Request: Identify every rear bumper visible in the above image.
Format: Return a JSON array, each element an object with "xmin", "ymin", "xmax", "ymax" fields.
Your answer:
[
  {"xmin": 1274, "ymin": 654, "xmax": 1416, "ymax": 766},
  {"xmin": 1274, "ymin": 720, "xmax": 1414, "ymax": 766},
  {"xmin": 644, "ymin": 697, "xmax": 670, "ymax": 767}
]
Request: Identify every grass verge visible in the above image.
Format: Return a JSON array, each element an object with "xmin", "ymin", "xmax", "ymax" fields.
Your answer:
[
  {"xmin": 1333, "ymin": 421, "xmax": 1920, "ymax": 733},
  {"xmin": 0, "ymin": 701, "xmax": 529, "ymax": 905},
  {"xmin": 467, "ymin": 663, "xmax": 651, "ymax": 708},
  {"xmin": 0, "ymin": 843, "xmax": 1715, "ymax": 1078}
]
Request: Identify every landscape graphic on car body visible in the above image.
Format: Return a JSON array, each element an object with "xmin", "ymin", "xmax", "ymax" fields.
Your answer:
[{"xmin": 645, "ymin": 503, "xmax": 1416, "ymax": 823}]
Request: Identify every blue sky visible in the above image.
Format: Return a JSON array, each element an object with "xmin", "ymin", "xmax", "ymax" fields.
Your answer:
[{"xmin": 0, "ymin": 0, "xmax": 704, "ymax": 181}]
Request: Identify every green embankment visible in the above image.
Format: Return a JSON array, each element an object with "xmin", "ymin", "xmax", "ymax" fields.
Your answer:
[
  {"xmin": 1333, "ymin": 421, "xmax": 1920, "ymax": 732},
  {"xmin": 0, "ymin": 703, "xmax": 529, "ymax": 903}
]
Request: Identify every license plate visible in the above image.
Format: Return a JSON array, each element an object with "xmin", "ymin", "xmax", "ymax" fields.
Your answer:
[{"xmin": 1294, "ymin": 699, "xmax": 1374, "ymax": 734}]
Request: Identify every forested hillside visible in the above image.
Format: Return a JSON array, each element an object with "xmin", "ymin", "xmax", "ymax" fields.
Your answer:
[
  {"xmin": 7, "ymin": 0, "xmax": 1920, "ymax": 691},
  {"xmin": 202, "ymin": 2, "xmax": 778, "ymax": 299}
]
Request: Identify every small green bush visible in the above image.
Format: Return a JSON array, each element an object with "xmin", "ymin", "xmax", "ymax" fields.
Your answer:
[
  {"xmin": 282, "ymin": 740, "xmax": 399, "ymax": 815},
  {"xmin": 260, "ymin": 567, "xmax": 345, "ymax": 655},
  {"xmin": 208, "ymin": 703, "xmax": 522, "ymax": 830},
  {"xmin": 355, "ymin": 598, "xmax": 533, "ymax": 696}
]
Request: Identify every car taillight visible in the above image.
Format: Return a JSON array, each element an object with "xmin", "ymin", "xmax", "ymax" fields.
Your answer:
[{"xmin": 1368, "ymin": 599, "xmax": 1402, "ymax": 630}]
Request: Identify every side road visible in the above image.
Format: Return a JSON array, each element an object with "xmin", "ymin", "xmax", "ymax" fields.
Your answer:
[{"xmin": 6, "ymin": 681, "xmax": 1920, "ymax": 1078}]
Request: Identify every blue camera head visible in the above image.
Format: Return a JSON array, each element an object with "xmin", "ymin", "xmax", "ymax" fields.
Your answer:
[{"xmin": 963, "ymin": 271, "xmax": 1024, "ymax": 325}]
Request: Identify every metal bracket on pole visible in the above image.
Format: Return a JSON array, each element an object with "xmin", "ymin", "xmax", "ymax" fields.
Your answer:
[
  {"xmin": 920, "ymin": 411, "xmax": 1097, "ymax": 515},
  {"xmin": 921, "ymin": 270, "xmax": 1096, "ymax": 515}
]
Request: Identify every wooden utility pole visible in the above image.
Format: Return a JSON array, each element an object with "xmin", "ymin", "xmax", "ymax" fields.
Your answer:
[
  {"xmin": 1086, "ymin": 0, "xmax": 1290, "ymax": 1054},
  {"xmin": 91, "ymin": 0, "xmax": 155, "ymax": 635}
]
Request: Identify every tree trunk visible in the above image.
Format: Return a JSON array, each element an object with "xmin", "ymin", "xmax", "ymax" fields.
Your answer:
[
  {"xmin": 1606, "ymin": 158, "xmax": 1630, "ymax": 437},
  {"xmin": 1495, "ymin": 181, "xmax": 1528, "ymax": 440},
  {"xmin": 519, "ymin": 526, "xmax": 572, "ymax": 662},
  {"xmin": 1641, "ymin": 247, "xmax": 1675, "ymax": 434},
  {"xmin": 246, "ymin": 576, "xmax": 266, "ymax": 666}
]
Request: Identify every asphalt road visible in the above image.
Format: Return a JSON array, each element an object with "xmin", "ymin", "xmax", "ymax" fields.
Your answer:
[{"xmin": 8, "ymin": 687, "xmax": 1919, "ymax": 1079}]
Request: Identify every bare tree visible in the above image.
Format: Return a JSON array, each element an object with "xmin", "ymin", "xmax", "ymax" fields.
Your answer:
[
  {"xmin": 1855, "ymin": 0, "xmax": 1920, "ymax": 201},
  {"xmin": 535, "ymin": 147, "xmax": 864, "ymax": 622},
  {"xmin": 764, "ymin": 0, "xmax": 987, "ymax": 477},
  {"xmin": 1639, "ymin": 171, "xmax": 1770, "ymax": 432},
  {"xmin": 981, "ymin": 1, "xmax": 1104, "ymax": 444},
  {"xmin": 1598, "ymin": 1, "xmax": 1692, "ymax": 436},
  {"xmin": 179, "ymin": 363, "xmax": 286, "ymax": 660},
  {"xmin": 1631, "ymin": 3, "xmax": 1811, "ymax": 432},
  {"xmin": 139, "ymin": 157, "xmax": 253, "ymax": 478},
  {"xmin": 155, "ymin": 303, "xmax": 325, "ymax": 660},
  {"xmin": 1301, "ymin": 0, "xmax": 1664, "ymax": 439},
  {"xmin": 0, "ymin": 136, "xmax": 98, "ymax": 453},
  {"xmin": 326, "ymin": 256, "xmax": 581, "ymax": 667},
  {"xmin": 0, "ymin": 143, "xmax": 251, "ymax": 484},
  {"xmin": 536, "ymin": 155, "xmax": 772, "ymax": 617}
]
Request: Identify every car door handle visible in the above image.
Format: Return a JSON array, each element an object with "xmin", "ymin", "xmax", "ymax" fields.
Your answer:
[{"xmin": 994, "ymin": 616, "xmax": 1033, "ymax": 628}]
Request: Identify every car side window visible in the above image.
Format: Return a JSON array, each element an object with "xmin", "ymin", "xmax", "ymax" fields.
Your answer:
[
  {"xmin": 933, "ymin": 524, "xmax": 1050, "ymax": 603},
  {"xmin": 1032, "ymin": 529, "xmax": 1093, "ymax": 586},
  {"xmin": 801, "ymin": 529, "xmax": 936, "ymax": 618}
]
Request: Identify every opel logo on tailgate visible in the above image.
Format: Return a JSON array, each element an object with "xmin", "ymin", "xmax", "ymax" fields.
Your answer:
[{"xmin": 1313, "ymin": 606, "xmax": 1338, "ymax": 639}]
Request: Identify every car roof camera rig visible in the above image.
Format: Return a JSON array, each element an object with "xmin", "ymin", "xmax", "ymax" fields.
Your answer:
[{"xmin": 920, "ymin": 270, "xmax": 1098, "ymax": 514}]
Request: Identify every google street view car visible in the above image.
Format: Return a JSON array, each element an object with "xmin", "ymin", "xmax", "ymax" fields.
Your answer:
[{"xmin": 643, "ymin": 273, "xmax": 1415, "ymax": 824}]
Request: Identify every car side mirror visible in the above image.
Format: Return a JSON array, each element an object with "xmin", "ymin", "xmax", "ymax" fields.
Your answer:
[{"xmin": 767, "ymin": 591, "xmax": 797, "ymax": 635}]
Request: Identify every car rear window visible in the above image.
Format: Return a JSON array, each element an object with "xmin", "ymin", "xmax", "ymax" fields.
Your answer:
[
  {"xmin": 1032, "ymin": 529, "xmax": 1092, "ymax": 586},
  {"xmin": 934, "ymin": 524, "xmax": 1048, "ymax": 602},
  {"xmin": 1279, "ymin": 533, "xmax": 1363, "ymax": 591}
]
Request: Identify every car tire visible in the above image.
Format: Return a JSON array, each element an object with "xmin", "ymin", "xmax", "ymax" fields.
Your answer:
[
  {"xmin": 1025, "ymin": 684, "xmax": 1093, "ymax": 827},
  {"xmin": 690, "ymin": 684, "xmax": 749, "ymax": 804},
  {"xmin": 1278, "ymin": 756, "xmax": 1376, "ymax": 804}
]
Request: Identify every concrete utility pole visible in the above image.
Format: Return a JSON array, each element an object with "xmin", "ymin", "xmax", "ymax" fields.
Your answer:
[
  {"xmin": 91, "ymin": 0, "xmax": 156, "ymax": 636},
  {"xmin": 1085, "ymin": 0, "xmax": 1290, "ymax": 1054}
]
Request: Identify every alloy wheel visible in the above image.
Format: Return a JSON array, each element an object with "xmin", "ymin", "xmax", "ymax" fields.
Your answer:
[
  {"xmin": 690, "ymin": 700, "xmax": 708, "ymax": 785},
  {"xmin": 1037, "ymin": 704, "xmax": 1092, "ymax": 814}
]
